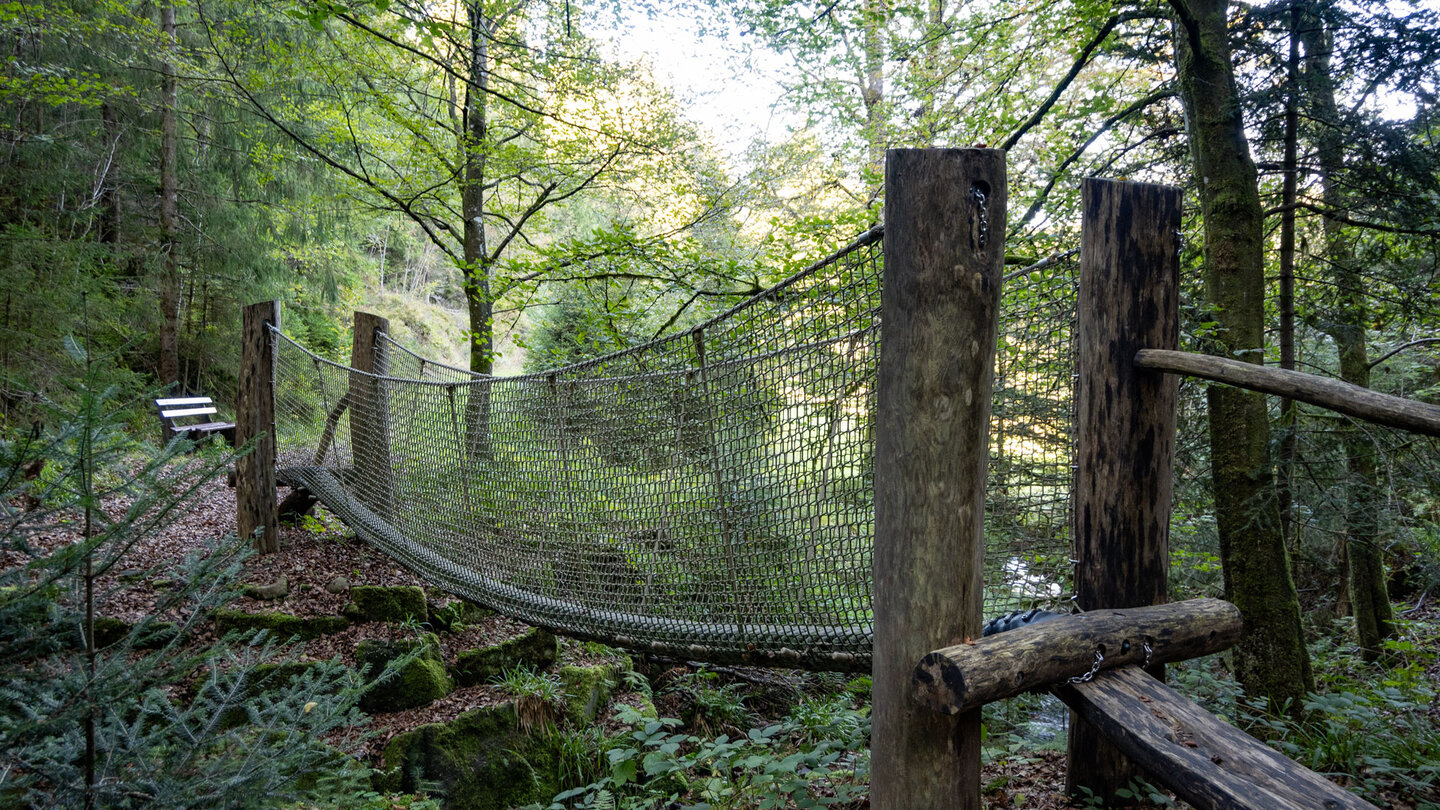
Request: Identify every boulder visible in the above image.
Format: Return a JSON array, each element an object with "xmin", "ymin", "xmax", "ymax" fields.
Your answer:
[
  {"xmin": 452, "ymin": 627, "xmax": 559, "ymax": 687},
  {"xmin": 357, "ymin": 636, "xmax": 453, "ymax": 713},
  {"xmin": 557, "ymin": 658, "xmax": 632, "ymax": 726},
  {"xmin": 213, "ymin": 609, "xmax": 349, "ymax": 641},
  {"xmin": 374, "ymin": 703, "xmax": 561, "ymax": 810},
  {"xmin": 243, "ymin": 576, "xmax": 289, "ymax": 601},
  {"xmin": 428, "ymin": 598, "xmax": 493, "ymax": 632},
  {"xmin": 349, "ymin": 585, "xmax": 427, "ymax": 624}
]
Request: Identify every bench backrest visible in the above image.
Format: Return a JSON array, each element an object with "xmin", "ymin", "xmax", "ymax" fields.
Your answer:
[{"xmin": 156, "ymin": 396, "xmax": 219, "ymax": 426}]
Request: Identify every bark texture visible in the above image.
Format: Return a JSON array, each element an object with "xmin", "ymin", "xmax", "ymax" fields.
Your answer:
[
  {"xmin": 871, "ymin": 148, "xmax": 1005, "ymax": 810},
  {"xmin": 1172, "ymin": 0, "xmax": 1313, "ymax": 714},
  {"xmin": 1299, "ymin": 6, "xmax": 1395, "ymax": 660},
  {"xmin": 159, "ymin": 0, "xmax": 181, "ymax": 387}
]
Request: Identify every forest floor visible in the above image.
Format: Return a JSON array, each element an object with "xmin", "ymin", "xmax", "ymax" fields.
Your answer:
[{"xmin": 21, "ymin": 466, "xmax": 1438, "ymax": 808}]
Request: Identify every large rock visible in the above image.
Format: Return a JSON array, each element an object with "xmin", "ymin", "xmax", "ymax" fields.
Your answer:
[
  {"xmin": 348, "ymin": 585, "xmax": 428, "ymax": 624},
  {"xmin": 357, "ymin": 636, "xmax": 453, "ymax": 713},
  {"xmin": 428, "ymin": 598, "xmax": 493, "ymax": 632},
  {"xmin": 374, "ymin": 703, "xmax": 561, "ymax": 810},
  {"xmin": 213, "ymin": 609, "xmax": 349, "ymax": 641},
  {"xmin": 557, "ymin": 657, "xmax": 633, "ymax": 726},
  {"xmin": 452, "ymin": 627, "xmax": 559, "ymax": 687}
]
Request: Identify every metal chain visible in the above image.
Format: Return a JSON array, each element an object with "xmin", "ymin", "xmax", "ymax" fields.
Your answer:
[
  {"xmin": 970, "ymin": 185, "xmax": 990, "ymax": 248},
  {"xmin": 1068, "ymin": 649, "xmax": 1105, "ymax": 684}
]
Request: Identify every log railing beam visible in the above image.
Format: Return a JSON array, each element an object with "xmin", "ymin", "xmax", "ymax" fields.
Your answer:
[
  {"xmin": 914, "ymin": 598, "xmax": 1241, "ymax": 715},
  {"xmin": 1136, "ymin": 348, "xmax": 1440, "ymax": 438}
]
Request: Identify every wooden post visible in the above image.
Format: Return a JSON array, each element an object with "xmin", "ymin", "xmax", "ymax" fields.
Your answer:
[
  {"xmin": 236, "ymin": 300, "xmax": 280, "ymax": 553},
  {"xmin": 872, "ymin": 147, "xmax": 1005, "ymax": 810},
  {"xmin": 350, "ymin": 311, "xmax": 394, "ymax": 521},
  {"xmin": 1068, "ymin": 178, "xmax": 1181, "ymax": 802}
]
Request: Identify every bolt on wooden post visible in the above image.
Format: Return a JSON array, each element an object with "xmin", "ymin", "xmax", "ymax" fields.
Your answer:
[
  {"xmin": 236, "ymin": 300, "xmax": 280, "ymax": 553},
  {"xmin": 1068, "ymin": 178, "xmax": 1181, "ymax": 803},
  {"xmin": 872, "ymin": 148, "xmax": 1006, "ymax": 810}
]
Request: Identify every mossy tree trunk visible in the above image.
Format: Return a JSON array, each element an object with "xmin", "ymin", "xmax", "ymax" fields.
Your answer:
[
  {"xmin": 1171, "ymin": 0, "xmax": 1314, "ymax": 715},
  {"xmin": 461, "ymin": 0, "xmax": 493, "ymax": 459},
  {"xmin": 1299, "ymin": 4, "xmax": 1395, "ymax": 661},
  {"xmin": 158, "ymin": 0, "xmax": 181, "ymax": 388}
]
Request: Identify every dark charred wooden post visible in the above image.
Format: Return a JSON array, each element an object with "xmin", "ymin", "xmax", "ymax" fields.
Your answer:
[
  {"xmin": 872, "ymin": 148, "xmax": 1005, "ymax": 810},
  {"xmin": 350, "ymin": 311, "xmax": 395, "ymax": 520},
  {"xmin": 1068, "ymin": 178, "xmax": 1181, "ymax": 802},
  {"xmin": 236, "ymin": 300, "xmax": 280, "ymax": 553}
]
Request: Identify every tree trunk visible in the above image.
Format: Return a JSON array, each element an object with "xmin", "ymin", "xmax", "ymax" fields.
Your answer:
[
  {"xmin": 860, "ymin": 0, "xmax": 888, "ymax": 175},
  {"xmin": 1299, "ymin": 2, "xmax": 1395, "ymax": 661},
  {"xmin": 462, "ymin": 1, "xmax": 493, "ymax": 458},
  {"xmin": 159, "ymin": 0, "xmax": 181, "ymax": 388},
  {"xmin": 100, "ymin": 102, "xmax": 120, "ymax": 247},
  {"xmin": 1276, "ymin": 0, "xmax": 1300, "ymax": 569},
  {"xmin": 1172, "ymin": 0, "xmax": 1313, "ymax": 715}
]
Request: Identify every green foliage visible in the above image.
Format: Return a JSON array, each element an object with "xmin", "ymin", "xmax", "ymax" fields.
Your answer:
[
  {"xmin": 539, "ymin": 702, "xmax": 869, "ymax": 810},
  {"xmin": 495, "ymin": 666, "xmax": 565, "ymax": 734},
  {"xmin": 662, "ymin": 669, "xmax": 753, "ymax": 737},
  {"xmin": 0, "ymin": 374, "xmax": 384, "ymax": 808},
  {"xmin": 1242, "ymin": 616, "xmax": 1440, "ymax": 802}
]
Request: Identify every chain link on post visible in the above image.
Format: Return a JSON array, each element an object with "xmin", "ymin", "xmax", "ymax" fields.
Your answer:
[{"xmin": 1068, "ymin": 649, "xmax": 1106, "ymax": 684}]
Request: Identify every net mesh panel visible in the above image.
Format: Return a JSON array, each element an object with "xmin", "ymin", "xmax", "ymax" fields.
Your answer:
[{"xmin": 271, "ymin": 229, "xmax": 1077, "ymax": 671}]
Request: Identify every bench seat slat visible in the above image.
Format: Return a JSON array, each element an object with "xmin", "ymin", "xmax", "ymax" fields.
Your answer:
[
  {"xmin": 170, "ymin": 421, "xmax": 235, "ymax": 433},
  {"xmin": 156, "ymin": 396, "xmax": 214, "ymax": 407}
]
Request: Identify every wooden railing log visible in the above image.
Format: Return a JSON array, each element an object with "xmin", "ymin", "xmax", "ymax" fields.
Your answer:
[
  {"xmin": 1136, "ymin": 348, "xmax": 1440, "ymax": 438},
  {"xmin": 913, "ymin": 598, "xmax": 1241, "ymax": 716}
]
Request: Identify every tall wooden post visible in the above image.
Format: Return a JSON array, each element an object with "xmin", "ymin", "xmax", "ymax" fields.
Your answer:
[
  {"xmin": 872, "ymin": 148, "xmax": 1006, "ymax": 810},
  {"xmin": 350, "ymin": 311, "xmax": 394, "ymax": 521},
  {"xmin": 237, "ymin": 300, "xmax": 280, "ymax": 553},
  {"xmin": 1067, "ymin": 178, "xmax": 1181, "ymax": 802}
]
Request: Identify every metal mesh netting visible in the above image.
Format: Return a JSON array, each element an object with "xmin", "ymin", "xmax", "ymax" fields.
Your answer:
[{"xmin": 270, "ymin": 229, "xmax": 1077, "ymax": 671}]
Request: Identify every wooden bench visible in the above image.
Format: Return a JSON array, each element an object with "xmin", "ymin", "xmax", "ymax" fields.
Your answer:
[{"xmin": 155, "ymin": 396, "xmax": 236, "ymax": 446}]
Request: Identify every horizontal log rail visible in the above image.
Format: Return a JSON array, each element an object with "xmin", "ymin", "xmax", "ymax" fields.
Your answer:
[
  {"xmin": 1136, "ymin": 348, "xmax": 1440, "ymax": 438},
  {"xmin": 913, "ymin": 598, "xmax": 1241, "ymax": 715}
]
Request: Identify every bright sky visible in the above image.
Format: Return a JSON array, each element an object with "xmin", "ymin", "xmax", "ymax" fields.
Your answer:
[{"xmin": 608, "ymin": 11, "xmax": 798, "ymax": 163}]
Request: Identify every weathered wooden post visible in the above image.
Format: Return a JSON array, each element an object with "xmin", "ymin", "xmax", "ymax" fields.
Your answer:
[
  {"xmin": 350, "ymin": 311, "xmax": 395, "ymax": 520},
  {"xmin": 236, "ymin": 300, "xmax": 280, "ymax": 553},
  {"xmin": 1068, "ymin": 178, "xmax": 1181, "ymax": 801},
  {"xmin": 872, "ymin": 147, "xmax": 1005, "ymax": 809}
]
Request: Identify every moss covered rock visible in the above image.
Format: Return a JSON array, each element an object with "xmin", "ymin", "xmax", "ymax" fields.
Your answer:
[
  {"xmin": 452, "ymin": 627, "xmax": 559, "ymax": 687},
  {"xmin": 557, "ymin": 660, "xmax": 630, "ymax": 726},
  {"xmin": 428, "ymin": 598, "xmax": 494, "ymax": 632},
  {"xmin": 213, "ymin": 609, "xmax": 349, "ymax": 641},
  {"xmin": 373, "ymin": 703, "xmax": 560, "ymax": 810},
  {"xmin": 349, "ymin": 585, "xmax": 427, "ymax": 624},
  {"xmin": 91, "ymin": 617, "xmax": 179, "ymax": 649},
  {"xmin": 357, "ymin": 637, "xmax": 453, "ymax": 713}
]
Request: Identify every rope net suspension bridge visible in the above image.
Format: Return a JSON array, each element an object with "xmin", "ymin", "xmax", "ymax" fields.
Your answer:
[{"xmin": 267, "ymin": 226, "xmax": 1078, "ymax": 671}]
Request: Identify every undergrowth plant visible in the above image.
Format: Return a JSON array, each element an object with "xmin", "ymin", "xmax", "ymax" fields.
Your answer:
[
  {"xmin": 495, "ymin": 666, "xmax": 565, "ymax": 734},
  {"xmin": 0, "ymin": 357, "xmax": 386, "ymax": 808},
  {"xmin": 537, "ymin": 702, "xmax": 870, "ymax": 810},
  {"xmin": 1249, "ymin": 616, "xmax": 1440, "ymax": 805}
]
